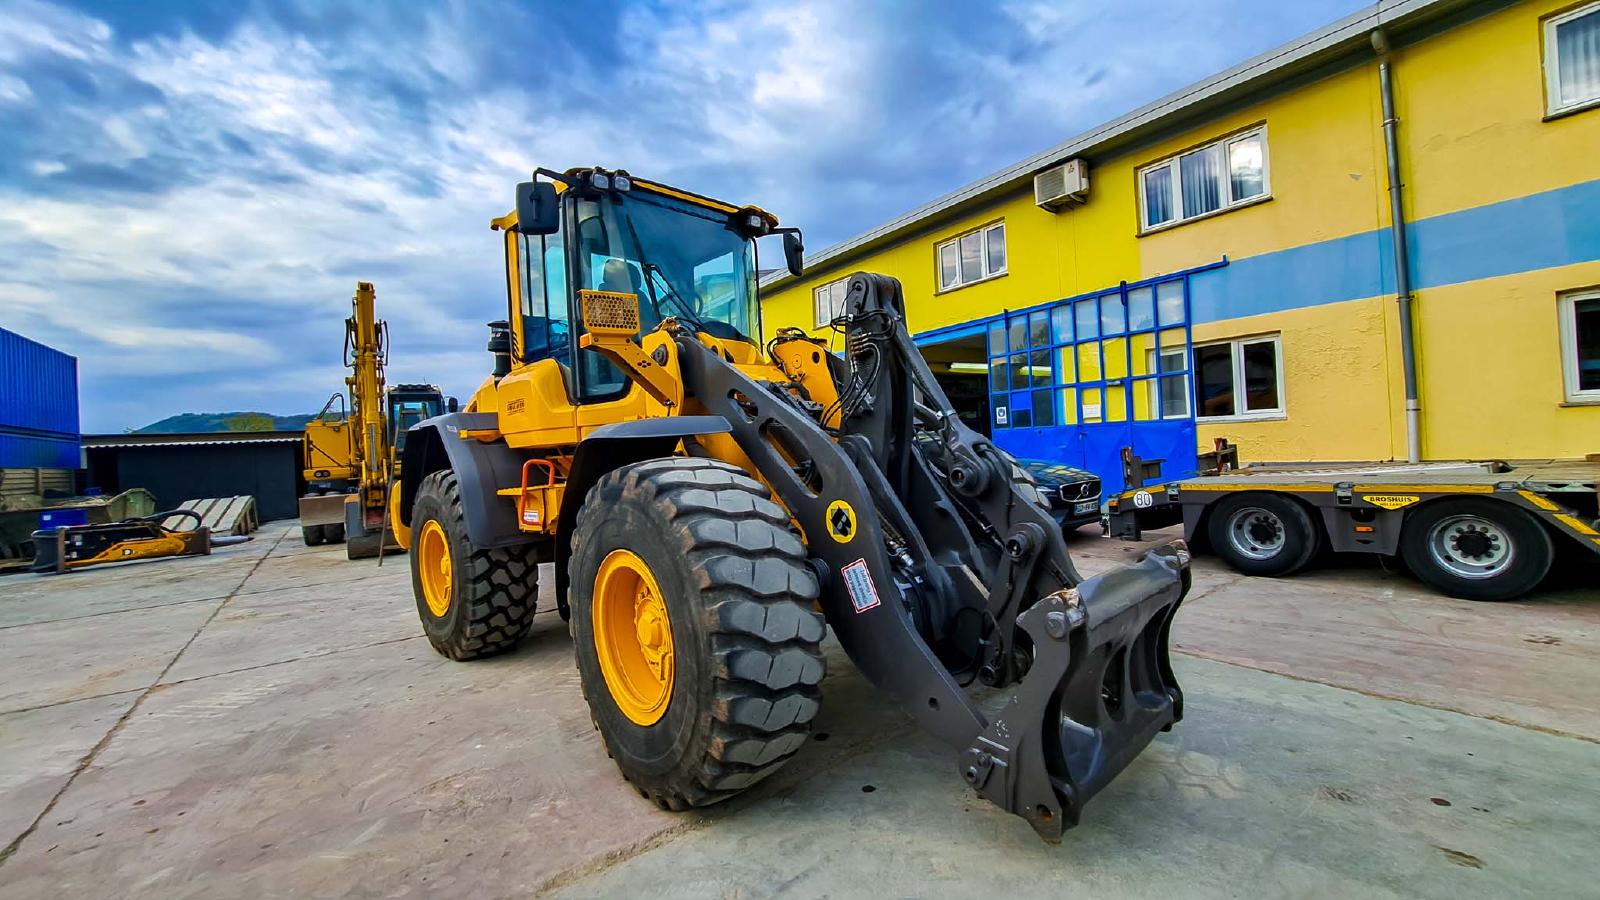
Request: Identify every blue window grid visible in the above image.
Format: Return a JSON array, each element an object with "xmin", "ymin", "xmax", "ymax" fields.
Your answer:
[{"xmin": 984, "ymin": 265, "xmax": 1211, "ymax": 429}]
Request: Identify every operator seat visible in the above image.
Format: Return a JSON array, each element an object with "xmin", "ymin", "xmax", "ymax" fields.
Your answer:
[{"xmin": 600, "ymin": 258, "xmax": 641, "ymax": 296}]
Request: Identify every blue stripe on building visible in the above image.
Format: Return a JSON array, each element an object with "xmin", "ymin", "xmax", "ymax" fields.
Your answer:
[
  {"xmin": 1188, "ymin": 178, "xmax": 1600, "ymax": 324},
  {"xmin": 914, "ymin": 179, "xmax": 1600, "ymax": 346}
]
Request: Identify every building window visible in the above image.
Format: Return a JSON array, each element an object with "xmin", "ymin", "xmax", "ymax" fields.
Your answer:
[
  {"xmin": 1546, "ymin": 2, "xmax": 1600, "ymax": 116},
  {"xmin": 937, "ymin": 222, "xmax": 1006, "ymax": 291},
  {"xmin": 1194, "ymin": 335, "xmax": 1283, "ymax": 420},
  {"xmin": 1138, "ymin": 127, "xmax": 1269, "ymax": 232},
  {"xmin": 1560, "ymin": 289, "xmax": 1600, "ymax": 402},
  {"xmin": 1149, "ymin": 347, "xmax": 1191, "ymax": 419},
  {"xmin": 813, "ymin": 277, "xmax": 848, "ymax": 327}
]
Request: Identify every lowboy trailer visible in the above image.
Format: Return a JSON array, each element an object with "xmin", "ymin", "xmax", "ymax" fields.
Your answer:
[{"xmin": 1107, "ymin": 442, "xmax": 1600, "ymax": 601}]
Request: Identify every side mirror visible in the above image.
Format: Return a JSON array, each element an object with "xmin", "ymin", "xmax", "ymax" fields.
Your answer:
[
  {"xmin": 782, "ymin": 231, "xmax": 804, "ymax": 277},
  {"xmin": 515, "ymin": 181, "xmax": 559, "ymax": 235},
  {"xmin": 446, "ymin": 397, "xmax": 459, "ymax": 413}
]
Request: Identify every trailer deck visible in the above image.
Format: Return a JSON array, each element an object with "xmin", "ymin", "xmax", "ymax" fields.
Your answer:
[{"xmin": 1108, "ymin": 453, "xmax": 1600, "ymax": 601}]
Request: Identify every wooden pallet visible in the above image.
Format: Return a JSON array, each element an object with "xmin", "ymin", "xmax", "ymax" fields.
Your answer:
[{"xmin": 162, "ymin": 496, "xmax": 259, "ymax": 536}]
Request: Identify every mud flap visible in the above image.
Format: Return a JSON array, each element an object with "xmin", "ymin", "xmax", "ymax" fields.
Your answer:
[{"xmin": 961, "ymin": 542, "xmax": 1189, "ymax": 841}]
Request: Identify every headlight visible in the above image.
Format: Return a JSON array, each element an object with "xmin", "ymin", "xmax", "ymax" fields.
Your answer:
[{"xmin": 1035, "ymin": 486, "xmax": 1054, "ymax": 507}]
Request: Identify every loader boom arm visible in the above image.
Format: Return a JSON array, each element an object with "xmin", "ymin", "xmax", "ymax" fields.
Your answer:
[{"xmin": 678, "ymin": 273, "xmax": 1189, "ymax": 840}]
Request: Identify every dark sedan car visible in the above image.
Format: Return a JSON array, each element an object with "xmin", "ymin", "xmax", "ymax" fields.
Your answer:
[{"xmin": 1018, "ymin": 459, "xmax": 1103, "ymax": 531}]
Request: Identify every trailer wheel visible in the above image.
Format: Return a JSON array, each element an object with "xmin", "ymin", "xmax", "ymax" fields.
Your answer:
[
  {"xmin": 1399, "ymin": 498, "xmax": 1552, "ymax": 601},
  {"xmin": 570, "ymin": 457, "xmax": 825, "ymax": 811},
  {"xmin": 1206, "ymin": 493, "xmax": 1321, "ymax": 577},
  {"xmin": 410, "ymin": 470, "xmax": 538, "ymax": 659}
]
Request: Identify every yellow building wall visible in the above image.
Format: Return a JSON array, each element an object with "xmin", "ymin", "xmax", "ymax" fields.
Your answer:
[
  {"xmin": 1396, "ymin": 0, "xmax": 1600, "ymax": 221},
  {"xmin": 1134, "ymin": 65, "xmax": 1386, "ymax": 278},
  {"xmin": 1416, "ymin": 260, "xmax": 1600, "ymax": 458},
  {"xmin": 1191, "ymin": 297, "xmax": 1402, "ymax": 462},
  {"xmin": 761, "ymin": 0, "xmax": 1599, "ymax": 464}
]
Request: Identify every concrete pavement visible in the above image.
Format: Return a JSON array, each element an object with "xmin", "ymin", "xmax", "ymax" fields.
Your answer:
[{"xmin": 0, "ymin": 522, "xmax": 1595, "ymax": 898}]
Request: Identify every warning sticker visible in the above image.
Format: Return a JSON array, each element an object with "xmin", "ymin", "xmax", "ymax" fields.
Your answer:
[
  {"xmin": 1362, "ymin": 494, "xmax": 1420, "ymax": 510},
  {"xmin": 840, "ymin": 558, "xmax": 881, "ymax": 613}
]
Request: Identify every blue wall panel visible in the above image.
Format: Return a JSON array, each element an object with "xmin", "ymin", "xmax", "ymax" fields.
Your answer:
[
  {"xmin": 0, "ymin": 327, "xmax": 80, "ymax": 437},
  {"xmin": 0, "ymin": 430, "xmax": 81, "ymax": 469}
]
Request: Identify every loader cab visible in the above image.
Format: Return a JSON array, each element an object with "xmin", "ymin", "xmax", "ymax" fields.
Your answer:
[{"xmin": 498, "ymin": 168, "xmax": 790, "ymax": 405}]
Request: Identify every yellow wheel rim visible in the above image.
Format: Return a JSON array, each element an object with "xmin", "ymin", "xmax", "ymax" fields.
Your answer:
[
  {"xmin": 418, "ymin": 520, "xmax": 452, "ymax": 618},
  {"xmin": 593, "ymin": 549, "xmax": 675, "ymax": 726}
]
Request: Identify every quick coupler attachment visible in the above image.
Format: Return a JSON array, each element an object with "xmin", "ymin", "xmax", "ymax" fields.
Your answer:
[{"xmin": 960, "ymin": 541, "xmax": 1190, "ymax": 841}]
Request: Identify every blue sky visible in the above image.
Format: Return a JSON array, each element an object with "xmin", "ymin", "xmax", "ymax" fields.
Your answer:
[{"xmin": 0, "ymin": 0, "xmax": 1364, "ymax": 432}]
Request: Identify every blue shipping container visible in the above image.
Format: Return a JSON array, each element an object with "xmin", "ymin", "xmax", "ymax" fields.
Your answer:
[
  {"xmin": 0, "ymin": 326, "xmax": 80, "ymax": 436},
  {"xmin": 0, "ymin": 430, "xmax": 81, "ymax": 469}
]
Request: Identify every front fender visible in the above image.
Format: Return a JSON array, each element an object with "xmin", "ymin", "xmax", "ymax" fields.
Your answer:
[
  {"xmin": 398, "ymin": 413, "xmax": 528, "ymax": 549},
  {"xmin": 553, "ymin": 415, "xmax": 732, "ymax": 606}
]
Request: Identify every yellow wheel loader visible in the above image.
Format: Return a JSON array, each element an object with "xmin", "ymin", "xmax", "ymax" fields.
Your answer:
[
  {"xmin": 391, "ymin": 167, "xmax": 1191, "ymax": 840},
  {"xmin": 298, "ymin": 282, "xmax": 452, "ymax": 557}
]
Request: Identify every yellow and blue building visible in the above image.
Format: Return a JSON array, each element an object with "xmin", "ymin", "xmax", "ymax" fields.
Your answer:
[{"xmin": 760, "ymin": 0, "xmax": 1600, "ymax": 484}]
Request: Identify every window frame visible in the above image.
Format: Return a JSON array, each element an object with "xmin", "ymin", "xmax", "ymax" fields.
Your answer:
[
  {"xmin": 1559, "ymin": 288, "xmax": 1600, "ymax": 403},
  {"xmin": 1147, "ymin": 346, "xmax": 1192, "ymax": 420},
  {"xmin": 1193, "ymin": 333, "xmax": 1286, "ymax": 423},
  {"xmin": 936, "ymin": 221, "xmax": 1007, "ymax": 292},
  {"xmin": 1544, "ymin": 1, "xmax": 1600, "ymax": 118},
  {"xmin": 1137, "ymin": 125, "xmax": 1271, "ymax": 234},
  {"xmin": 812, "ymin": 276, "xmax": 849, "ymax": 328}
]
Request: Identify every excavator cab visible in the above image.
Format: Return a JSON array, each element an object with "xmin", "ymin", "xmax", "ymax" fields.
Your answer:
[
  {"xmin": 386, "ymin": 385, "xmax": 446, "ymax": 458},
  {"xmin": 391, "ymin": 166, "xmax": 1190, "ymax": 841}
]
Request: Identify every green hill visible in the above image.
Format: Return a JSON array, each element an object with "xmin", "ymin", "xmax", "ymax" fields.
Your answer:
[{"xmin": 135, "ymin": 412, "xmax": 319, "ymax": 434}]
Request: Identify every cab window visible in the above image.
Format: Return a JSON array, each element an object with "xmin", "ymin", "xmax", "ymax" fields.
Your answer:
[{"xmin": 516, "ymin": 225, "xmax": 571, "ymax": 367}]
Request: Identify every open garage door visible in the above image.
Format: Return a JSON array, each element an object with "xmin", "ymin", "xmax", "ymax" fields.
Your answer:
[{"xmin": 918, "ymin": 333, "xmax": 992, "ymax": 438}]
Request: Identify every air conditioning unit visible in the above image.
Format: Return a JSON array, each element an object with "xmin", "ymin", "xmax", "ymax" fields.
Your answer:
[{"xmin": 1033, "ymin": 159, "xmax": 1089, "ymax": 211}]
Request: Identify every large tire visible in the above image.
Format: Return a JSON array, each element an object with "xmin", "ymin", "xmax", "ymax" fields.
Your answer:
[
  {"xmin": 324, "ymin": 522, "xmax": 346, "ymax": 543},
  {"xmin": 1206, "ymin": 492, "xmax": 1321, "ymax": 577},
  {"xmin": 570, "ymin": 457, "xmax": 825, "ymax": 811},
  {"xmin": 302, "ymin": 524, "xmax": 326, "ymax": 546},
  {"xmin": 410, "ymin": 470, "xmax": 538, "ymax": 659},
  {"xmin": 1399, "ymin": 498, "xmax": 1553, "ymax": 601}
]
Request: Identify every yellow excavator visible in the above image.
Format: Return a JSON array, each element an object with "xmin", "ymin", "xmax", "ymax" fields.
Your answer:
[
  {"xmin": 299, "ymin": 282, "xmax": 451, "ymax": 558},
  {"xmin": 387, "ymin": 167, "xmax": 1190, "ymax": 840}
]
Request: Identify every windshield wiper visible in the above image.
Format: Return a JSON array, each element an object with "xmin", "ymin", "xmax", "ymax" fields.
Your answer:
[
  {"xmin": 612, "ymin": 198, "xmax": 711, "ymax": 334},
  {"xmin": 643, "ymin": 263, "xmax": 710, "ymax": 332}
]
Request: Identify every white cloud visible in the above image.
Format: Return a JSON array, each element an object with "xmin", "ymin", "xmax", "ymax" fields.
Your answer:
[{"xmin": 0, "ymin": 0, "xmax": 1366, "ymax": 431}]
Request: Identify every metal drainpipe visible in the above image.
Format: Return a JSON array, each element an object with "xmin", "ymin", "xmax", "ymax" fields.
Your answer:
[{"xmin": 1373, "ymin": 29, "xmax": 1422, "ymax": 463}]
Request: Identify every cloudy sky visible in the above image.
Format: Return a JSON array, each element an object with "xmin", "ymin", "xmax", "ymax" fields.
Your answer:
[{"xmin": 0, "ymin": 0, "xmax": 1364, "ymax": 433}]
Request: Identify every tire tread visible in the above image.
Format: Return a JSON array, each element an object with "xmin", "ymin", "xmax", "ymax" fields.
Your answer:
[
  {"xmin": 417, "ymin": 470, "xmax": 538, "ymax": 660},
  {"xmin": 571, "ymin": 458, "xmax": 825, "ymax": 810}
]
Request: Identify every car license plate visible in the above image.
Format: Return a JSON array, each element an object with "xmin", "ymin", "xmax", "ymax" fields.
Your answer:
[{"xmin": 1074, "ymin": 500, "xmax": 1097, "ymax": 515}]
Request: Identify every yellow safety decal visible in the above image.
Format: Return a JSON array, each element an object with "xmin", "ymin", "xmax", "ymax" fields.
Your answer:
[
  {"xmin": 1554, "ymin": 514, "xmax": 1599, "ymax": 536},
  {"xmin": 1518, "ymin": 490, "xmax": 1561, "ymax": 511},
  {"xmin": 1361, "ymin": 494, "xmax": 1420, "ymax": 510},
  {"xmin": 825, "ymin": 500, "xmax": 857, "ymax": 544}
]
